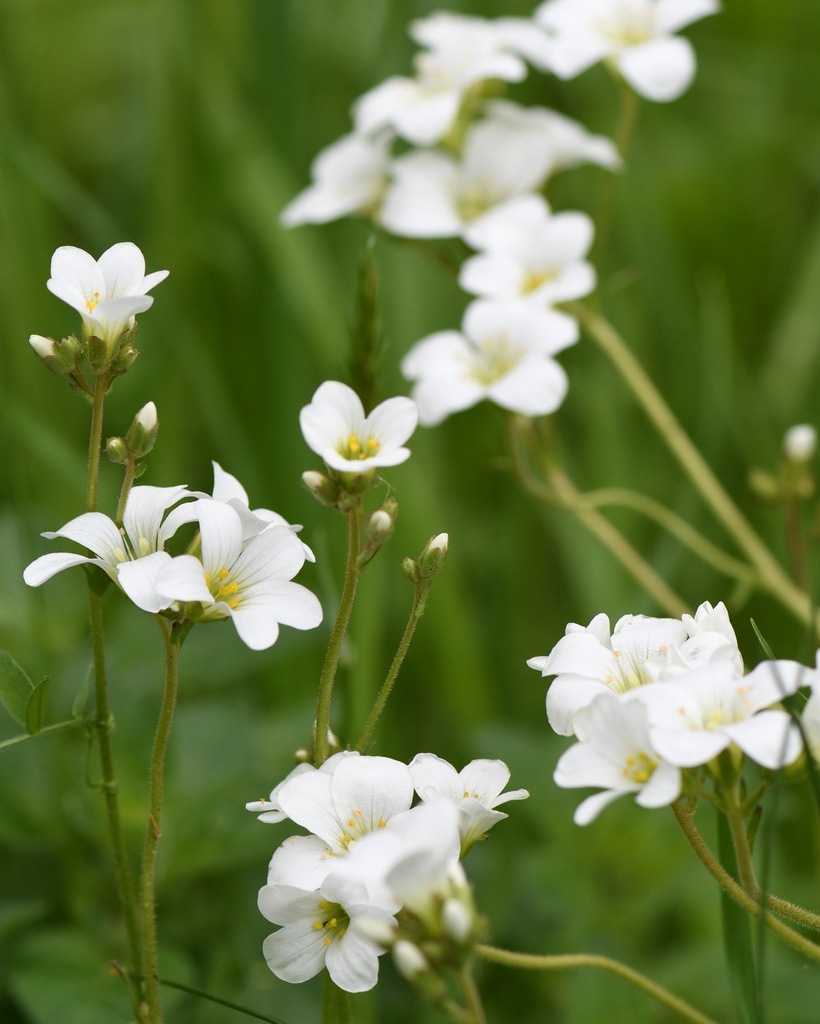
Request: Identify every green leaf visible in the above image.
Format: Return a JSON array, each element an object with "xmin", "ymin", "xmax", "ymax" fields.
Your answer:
[
  {"xmin": 25, "ymin": 677, "xmax": 50, "ymax": 735},
  {"xmin": 0, "ymin": 649, "xmax": 35, "ymax": 726},
  {"xmin": 717, "ymin": 810, "xmax": 762, "ymax": 1024}
]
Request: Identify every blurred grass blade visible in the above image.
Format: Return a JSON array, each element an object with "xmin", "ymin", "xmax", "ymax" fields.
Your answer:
[
  {"xmin": 0, "ymin": 648, "xmax": 34, "ymax": 726},
  {"xmin": 349, "ymin": 235, "xmax": 384, "ymax": 410},
  {"xmin": 749, "ymin": 619, "xmax": 776, "ymax": 660},
  {"xmin": 717, "ymin": 810, "xmax": 762, "ymax": 1024}
]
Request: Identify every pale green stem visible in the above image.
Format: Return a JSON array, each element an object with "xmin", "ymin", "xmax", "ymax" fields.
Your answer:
[
  {"xmin": 355, "ymin": 580, "xmax": 427, "ymax": 753},
  {"xmin": 672, "ymin": 802, "xmax": 820, "ymax": 962},
  {"xmin": 139, "ymin": 618, "xmax": 182, "ymax": 1023},
  {"xmin": 506, "ymin": 416, "xmax": 688, "ymax": 616},
  {"xmin": 456, "ymin": 965, "xmax": 486, "ymax": 1024},
  {"xmin": 568, "ymin": 305, "xmax": 816, "ymax": 629},
  {"xmin": 0, "ymin": 717, "xmax": 81, "ymax": 751},
  {"xmin": 591, "ymin": 74, "xmax": 640, "ymax": 269},
  {"xmin": 475, "ymin": 944, "xmax": 717, "ymax": 1024},
  {"xmin": 582, "ymin": 487, "xmax": 757, "ymax": 584},
  {"xmin": 116, "ymin": 456, "xmax": 139, "ymax": 525},
  {"xmin": 85, "ymin": 372, "xmax": 144, "ymax": 1016},
  {"xmin": 314, "ymin": 503, "xmax": 362, "ymax": 767}
]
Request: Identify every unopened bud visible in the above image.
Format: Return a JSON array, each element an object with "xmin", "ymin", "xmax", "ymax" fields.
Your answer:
[
  {"xmin": 125, "ymin": 401, "xmax": 159, "ymax": 457},
  {"xmin": 418, "ymin": 533, "xmax": 449, "ymax": 577},
  {"xmin": 302, "ymin": 470, "xmax": 341, "ymax": 508},
  {"xmin": 354, "ymin": 917, "xmax": 396, "ymax": 948},
  {"xmin": 111, "ymin": 342, "xmax": 139, "ymax": 375},
  {"xmin": 393, "ymin": 940, "xmax": 429, "ymax": 981},
  {"xmin": 106, "ymin": 437, "xmax": 129, "ymax": 464},
  {"xmin": 367, "ymin": 509, "xmax": 394, "ymax": 544},
  {"xmin": 784, "ymin": 424, "xmax": 816, "ymax": 463},
  {"xmin": 29, "ymin": 334, "xmax": 77, "ymax": 376},
  {"xmin": 401, "ymin": 556, "xmax": 420, "ymax": 583},
  {"xmin": 748, "ymin": 468, "xmax": 780, "ymax": 502},
  {"xmin": 442, "ymin": 898, "xmax": 473, "ymax": 944}
]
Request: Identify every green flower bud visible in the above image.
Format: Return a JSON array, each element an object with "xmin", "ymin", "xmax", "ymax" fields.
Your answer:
[
  {"xmin": 302, "ymin": 470, "xmax": 342, "ymax": 508},
  {"xmin": 125, "ymin": 401, "xmax": 159, "ymax": 457},
  {"xmin": 418, "ymin": 533, "xmax": 449, "ymax": 578},
  {"xmin": 106, "ymin": 436, "xmax": 129, "ymax": 464},
  {"xmin": 29, "ymin": 334, "xmax": 78, "ymax": 376}
]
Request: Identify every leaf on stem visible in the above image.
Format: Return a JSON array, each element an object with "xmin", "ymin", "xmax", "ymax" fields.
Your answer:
[
  {"xmin": 25, "ymin": 677, "xmax": 51, "ymax": 735},
  {"xmin": 0, "ymin": 649, "xmax": 35, "ymax": 726}
]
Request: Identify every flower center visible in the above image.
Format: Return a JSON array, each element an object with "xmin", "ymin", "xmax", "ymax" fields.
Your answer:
[
  {"xmin": 467, "ymin": 334, "xmax": 522, "ymax": 386},
  {"xmin": 622, "ymin": 751, "xmax": 657, "ymax": 785},
  {"xmin": 603, "ymin": 648, "xmax": 654, "ymax": 693},
  {"xmin": 455, "ymin": 182, "xmax": 494, "ymax": 223},
  {"xmin": 85, "ymin": 291, "xmax": 102, "ymax": 312},
  {"xmin": 338, "ymin": 807, "xmax": 387, "ymax": 849},
  {"xmin": 521, "ymin": 269, "xmax": 558, "ymax": 294},
  {"xmin": 206, "ymin": 567, "xmax": 241, "ymax": 609},
  {"xmin": 597, "ymin": 5, "xmax": 654, "ymax": 49},
  {"xmin": 339, "ymin": 434, "xmax": 381, "ymax": 461},
  {"xmin": 313, "ymin": 900, "xmax": 350, "ymax": 947}
]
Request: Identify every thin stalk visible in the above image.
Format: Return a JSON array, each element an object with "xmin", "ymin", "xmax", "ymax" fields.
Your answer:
[
  {"xmin": 456, "ymin": 965, "xmax": 486, "ymax": 1024},
  {"xmin": 506, "ymin": 416, "xmax": 688, "ymax": 616},
  {"xmin": 314, "ymin": 503, "xmax": 362, "ymax": 767},
  {"xmin": 475, "ymin": 944, "xmax": 717, "ymax": 1024},
  {"xmin": 87, "ymin": 373, "xmax": 108, "ymax": 512},
  {"xmin": 355, "ymin": 581, "xmax": 426, "ymax": 752},
  {"xmin": 0, "ymin": 717, "xmax": 82, "ymax": 751},
  {"xmin": 116, "ymin": 456, "xmax": 139, "ymax": 525},
  {"xmin": 582, "ymin": 487, "xmax": 757, "ymax": 584},
  {"xmin": 591, "ymin": 74, "xmax": 640, "ymax": 268},
  {"xmin": 672, "ymin": 802, "xmax": 820, "ymax": 962},
  {"xmin": 569, "ymin": 305, "xmax": 816, "ymax": 629},
  {"xmin": 139, "ymin": 618, "xmax": 182, "ymax": 1023}
]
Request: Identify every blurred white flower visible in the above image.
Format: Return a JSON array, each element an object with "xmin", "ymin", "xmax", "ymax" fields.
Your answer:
[
  {"xmin": 401, "ymin": 299, "xmax": 577, "ymax": 426},
  {"xmin": 409, "ymin": 753, "xmax": 528, "ymax": 854},
  {"xmin": 535, "ymin": 0, "xmax": 720, "ymax": 102},
  {"xmin": 46, "ymin": 242, "xmax": 168, "ymax": 354},
  {"xmin": 300, "ymin": 381, "xmax": 418, "ymax": 474},
  {"xmin": 23, "ymin": 485, "xmax": 192, "ymax": 613},
  {"xmin": 460, "ymin": 194, "xmax": 596, "ymax": 306},
  {"xmin": 153, "ymin": 499, "xmax": 322, "ymax": 649},
  {"xmin": 783, "ymin": 424, "xmax": 817, "ymax": 462},
  {"xmin": 281, "ymin": 131, "xmax": 392, "ymax": 227},
  {"xmin": 554, "ymin": 692, "xmax": 681, "ymax": 824}
]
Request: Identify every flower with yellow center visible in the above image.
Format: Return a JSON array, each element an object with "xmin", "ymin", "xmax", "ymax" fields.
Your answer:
[{"xmin": 300, "ymin": 381, "xmax": 417, "ymax": 475}]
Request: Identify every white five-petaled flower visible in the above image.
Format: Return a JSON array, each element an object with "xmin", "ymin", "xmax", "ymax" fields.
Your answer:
[
  {"xmin": 152, "ymin": 498, "xmax": 322, "ymax": 650},
  {"xmin": 408, "ymin": 753, "xmax": 528, "ymax": 854},
  {"xmin": 535, "ymin": 0, "xmax": 720, "ymax": 102},
  {"xmin": 460, "ymin": 194, "xmax": 596, "ymax": 306},
  {"xmin": 554, "ymin": 692, "xmax": 681, "ymax": 825},
  {"xmin": 528, "ymin": 601, "xmax": 743, "ymax": 736},
  {"xmin": 300, "ymin": 381, "xmax": 418, "ymax": 474},
  {"xmin": 45, "ymin": 242, "xmax": 169, "ymax": 353},
  {"xmin": 281, "ymin": 131, "xmax": 392, "ymax": 227},
  {"xmin": 401, "ymin": 299, "xmax": 577, "ymax": 427},
  {"xmin": 23, "ymin": 485, "xmax": 193, "ymax": 613}
]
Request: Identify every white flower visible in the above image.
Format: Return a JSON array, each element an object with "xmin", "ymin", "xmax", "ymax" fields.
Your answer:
[
  {"xmin": 401, "ymin": 300, "xmax": 577, "ymax": 426},
  {"xmin": 153, "ymin": 499, "xmax": 322, "ymax": 650},
  {"xmin": 258, "ymin": 870, "xmax": 395, "ymax": 992},
  {"xmin": 408, "ymin": 753, "xmax": 528, "ymax": 854},
  {"xmin": 23, "ymin": 484, "xmax": 192, "ymax": 613},
  {"xmin": 554, "ymin": 692, "xmax": 681, "ymax": 824},
  {"xmin": 353, "ymin": 13, "xmax": 537, "ymax": 147},
  {"xmin": 529, "ymin": 601, "xmax": 743, "ymax": 736},
  {"xmin": 640, "ymin": 660, "xmax": 805, "ymax": 769},
  {"xmin": 281, "ymin": 131, "xmax": 392, "ymax": 227},
  {"xmin": 459, "ymin": 194, "xmax": 596, "ymax": 306},
  {"xmin": 46, "ymin": 242, "xmax": 168, "ymax": 352},
  {"xmin": 783, "ymin": 424, "xmax": 816, "ymax": 462},
  {"xmin": 210, "ymin": 461, "xmax": 315, "ymax": 561},
  {"xmin": 300, "ymin": 381, "xmax": 418, "ymax": 474},
  {"xmin": 535, "ymin": 0, "xmax": 720, "ymax": 102}
]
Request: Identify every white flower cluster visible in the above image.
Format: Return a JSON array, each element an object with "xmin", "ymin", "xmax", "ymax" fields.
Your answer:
[
  {"xmin": 282, "ymin": 2, "xmax": 718, "ymax": 427},
  {"xmin": 24, "ymin": 463, "xmax": 322, "ymax": 650},
  {"xmin": 529, "ymin": 601, "xmax": 812, "ymax": 824},
  {"xmin": 246, "ymin": 751, "xmax": 527, "ymax": 991}
]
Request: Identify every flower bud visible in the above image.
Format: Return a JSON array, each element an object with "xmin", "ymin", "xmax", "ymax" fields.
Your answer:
[
  {"xmin": 747, "ymin": 468, "xmax": 781, "ymax": 502},
  {"xmin": 125, "ymin": 401, "xmax": 159, "ymax": 457},
  {"xmin": 784, "ymin": 424, "xmax": 816, "ymax": 463},
  {"xmin": 441, "ymin": 898, "xmax": 473, "ymax": 944},
  {"xmin": 418, "ymin": 533, "xmax": 449, "ymax": 578},
  {"xmin": 29, "ymin": 334, "xmax": 78, "ymax": 376},
  {"xmin": 302, "ymin": 470, "xmax": 341, "ymax": 508},
  {"xmin": 393, "ymin": 940, "xmax": 429, "ymax": 981},
  {"xmin": 106, "ymin": 436, "xmax": 129, "ymax": 465},
  {"xmin": 401, "ymin": 556, "xmax": 420, "ymax": 583},
  {"xmin": 367, "ymin": 509, "xmax": 394, "ymax": 545},
  {"xmin": 111, "ymin": 342, "xmax": 139, "ymax": 375},
  {"xmin": 353, "ymin": 917, "xmax": 396, "ymax": 948}
]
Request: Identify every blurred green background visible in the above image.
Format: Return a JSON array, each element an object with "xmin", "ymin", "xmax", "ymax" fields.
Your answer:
[{"xmin": 1, "ymin": 1, "xmax": 819, "ymax": 1021}]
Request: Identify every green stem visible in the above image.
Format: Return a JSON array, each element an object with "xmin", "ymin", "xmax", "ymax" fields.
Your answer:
[
  {"xmin": 723, "ymin": 784, "xmax": 760, "ymax": 895},
  {"xmin": 87, "ymin": 374, "xmax": 108, "ymax": 512},
  {"xmin": 456, "ymin": 965, "xmax": 486, "ymax": 1024},
  {"xmin": 506, "ymin": 416, "xmax": 688, "ymax": 616},
  {"xmin": 591, "ymin": 74, "xmax": 640, "ymax": 269},
  {"xmin": 116, "ymin": 456, "xmax": 139, "ymax": 525},
  {"xmin": 89, "ymin": 586, "xmax": 144, "ymax": 1014},
  {"xmin": 475, "ymin": 944, "xmax": 717, "ymax": 1024},
  {"xmin": 0, "ymin": 717, "xmax": 82, "ymax": 751},
  {"xmin": 582, "ymin": 487, "xmax": 757, "ymax": 584},
  {"xmin": 139, "ymin": 618, "xmax": 182, "ymax": 1023},
  {"xmin": 157, "ymin": 975, "xmax": 288, "ymax": 1023},
  {"xmin": 672, "ymin": 802, "xmax": 820, "ymax": 962},
  {"xmin": 355, "ymin": 580, "xmax": 426, "ymax": 752},
  {"xmin": 569, "ymin": 305, "xmax": 816, "ymax": 629},
  {"xmin": 314, "ymin": 503, "xmax": 362, "ymax": 767}
]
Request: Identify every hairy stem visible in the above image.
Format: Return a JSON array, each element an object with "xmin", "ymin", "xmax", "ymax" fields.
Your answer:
[
  {"xmin": 475, "ymin": 944, "xmax": 717, "ymax": 1024},
  {"xmin": 314, "ymin": 503, "xmax": 362, "ymax": 766}
]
